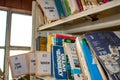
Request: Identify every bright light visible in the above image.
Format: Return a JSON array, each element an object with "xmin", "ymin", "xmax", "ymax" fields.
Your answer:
[{"xmin": 10, "ymin": 13, "xmax": 32, "ymax": 47}]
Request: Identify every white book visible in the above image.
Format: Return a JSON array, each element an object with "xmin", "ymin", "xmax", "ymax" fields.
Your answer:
[
  {"xmin": 9, "ymin": 54, "xmax": 28, "ymax": 78},
  {"xmin": 63, "ymin": 42, "xmax": 83, "ymax": 80},
  {"xmin": 35, "ymin": 51, "xmax": 51, "ymax": 76},
  {"xmin": 36, "ymin": 0, "xmax": 59, "ymax": 21},
  {"xmin": 67, "ymin": 0, "xmax": 79, "ymax": 14}
]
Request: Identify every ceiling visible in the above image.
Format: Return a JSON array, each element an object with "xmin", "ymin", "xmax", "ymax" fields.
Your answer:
[{"xmin": 0, "ymin": 0, "xmax": 35, "ymax": 12}]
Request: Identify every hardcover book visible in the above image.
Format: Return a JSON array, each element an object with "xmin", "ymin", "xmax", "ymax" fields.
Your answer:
[
  {"xmin": 84, "ymin": 31, "xmax": 120, "ymax": 80},
  {"xmin": 36, "ymin": 51, "xmax": 51, "ymax": 76},
  {"xmin": 52, "ymin": 45, "xmax": 67, "ymax": 80},
  {"xmin": 36, "ymin": 0, "xmax": 60, "ymax": 21}
]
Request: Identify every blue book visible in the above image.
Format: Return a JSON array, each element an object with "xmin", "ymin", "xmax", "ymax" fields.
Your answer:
[
  {"xmin": 54, "ymin": 0, "xmax": 66, "ymax": 17},
  {"xmin": 52, "ymin": 45, "xmax": 67, "ymax": 80},
  {"xmin": 53, "ymin": 37, "xmax": 63, "ymax": 46},
  {"xmin": 84, "ymin": 31, "xmax": 120, "ymax": 80},
  {"xmin": 80, "ymin": 39, "xmax": 103, "ymax": 80}
]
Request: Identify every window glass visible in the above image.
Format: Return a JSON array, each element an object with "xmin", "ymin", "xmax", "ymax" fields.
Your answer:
[
  {"xmin": 0, "ymin": 49, "xmax": 4, "ymax": 72},
  {"xmin": 10, "ymin": 13, "xmax": 32, "ymax": 47},
  {"xmin": 0, "ymin": 10, "xmax": 7, "ymax": 46}
]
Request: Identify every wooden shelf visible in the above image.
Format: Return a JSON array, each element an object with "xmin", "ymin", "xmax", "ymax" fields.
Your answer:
[{"xmin": 38, "ymin": 0, "xmax": 120, "ymax": 31}]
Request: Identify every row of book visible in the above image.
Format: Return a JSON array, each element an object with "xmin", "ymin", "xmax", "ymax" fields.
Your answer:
[
  {"xmin": 9, "ymin": 31, "xmax": 120, "ymax": 80},
  {"xmin": 36, "ymin": 0, "xmax": 112, "ymax": 25}
]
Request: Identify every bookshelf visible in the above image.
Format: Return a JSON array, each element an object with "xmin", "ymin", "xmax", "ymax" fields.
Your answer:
[
  {"xmin": 32, "ymin": 0, "xmax": 120, "ymax": 80},
  {"xmin": 37, "ymin": 0, "xmax": 120, "ymax": 33}
]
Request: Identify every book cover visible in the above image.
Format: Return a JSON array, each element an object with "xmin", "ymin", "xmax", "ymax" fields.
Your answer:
[
  {"xmin": 36, "ymin": 36, "xmax": 47, "ymax": 51},
  {"xmin": 80, "ymin": 39, "xmax": 103, "ymax": 80},
  {"xmin": 36, "ymin": 51, "xmax": 51, "ymax": 76},
  {"xmin": 36, "ymin": 0, "xmax": 60, "ymax": 21},
  {"xmin": 52, "ymin": 45, "xmax": 67, "ymax": 80},
  {"xmin": 64, "ymin": 42, "xmax": 83, "ymax": 80},
  {"xmin": 53, "ymin": 37, "xmax": 63, "ymax": 46},
  {"xmin": 9, "ymin": 54, "xmax": 29, "ymax": 78},
  {"xmin": 67, "ymin": 0, "xmax": 79, "ymax": 14},
  {"xmin": 84, "ymin": 31, "xmax": 120, "ymax": 80},
  {"xmin": 54, "ymin": 0, "xmax": 66, "ymax": 18},
  {"xmin": 64, "ymin": 0, "xmax": 71, "ymax": 16}
]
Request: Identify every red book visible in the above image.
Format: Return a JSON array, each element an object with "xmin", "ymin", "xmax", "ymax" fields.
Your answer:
[
  {"xmin": 103, "ymin": 0, "xmax": 109, "ymax": 3},
  {"xmin": 76, "ymin": 0, "xmax": 84, "ymax": 11},
  {"xmin": 55, "ymin": 34, "xmax": 76, "ymax": 40}
]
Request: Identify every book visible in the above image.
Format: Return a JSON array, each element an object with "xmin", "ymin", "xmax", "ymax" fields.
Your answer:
[
  {"xmin": 80, "ymin": 39, "xmax": 103, "ymax": 80},
  {"xmin": 9, "ymin": 54, "xmax": 29, "ymax": 78},
  {"xmin": 64, "ymin": 0, "xmax": 71, "ymax": 16},
  {"xmin": 67, "ymin": 0, "xmax": 79, "ymax": 14},
  {"xmin": 55, "ymin": 34, "xmax": 76, "ymax": 40},
  {"xmin": 63, "ymin": 39, "xmax": 75, "ymax": 80},
  {"xmin": 75, "ymin": 37, "xmax": 91, "ymax": 80},
  {"xmin": 54, "ymin": 0, "xmax": 66, "ymax": 18},
  {"xmin": 84, "ymin": 31, "xmax": 120, "ymax": 80},
  {"xmin": 63, "ymin": 42, "xmax": 83, "ymax": 80},
  {"xmin": 36, "ymin": 0, "xmax": 60, "ymax": 21},
  {"xmin": 36, "ymin": 36, "xmax": 47, "ymax": 51},
  {"xmin": 52, "ymin": 45, "xmax": 67, "ymax": 80},
  {"xmin": 76, "ymin": 0, "xmax": 84, "ymax": 12},
  {"xmin": 26, "ymin": 52, "xmax": 36, "ymax": 74},
  {"xmin": 36, "ymin": 51, "xmax": 51, "ymax": 76},
  {"xmin": 61, "ymin": 0, "xmax": 69, "ymax": 16},
  {"xmin": 80, "ymin": 0, "xmax": 88, "ymax": 10}
]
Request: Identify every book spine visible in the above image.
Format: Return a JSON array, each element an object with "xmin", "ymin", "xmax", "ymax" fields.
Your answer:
[
  {"xmin": 103, "ymin": 0, "xmax": 109, "ymax": 3},
  {"xmin": 61, "ymin": 0, "xmax": 69, "ymax": 16},
  {"xmin": 80, "ymin": 39, "xmax": 103, "ymax": 80},
  {"xmin": 54, "ymin": 0, "xmax": 66, "ymax": 18},
  {"xmin": 67, "ymin": 0, "xmax": 80, "ymax": 14},
  {"xmin": 76, "ymin": 0, "xmax": 84, "ymax": 12},
  {"xmin": 80, "ymin": 0, "xmax": 88, "ymax": 10},
  {"xmin": 64, "ymin": 0, "xmax": 71, "ymax": 15}
]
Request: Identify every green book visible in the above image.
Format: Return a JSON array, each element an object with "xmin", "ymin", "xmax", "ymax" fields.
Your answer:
[{"xmin": 64, "ymin": 0, "xmax": 71, "ymax": 16}]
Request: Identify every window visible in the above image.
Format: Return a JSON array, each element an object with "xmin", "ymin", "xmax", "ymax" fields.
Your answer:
[
  {"xmin": 10, "ymin": 13, "xmax": 32, "ymax": 47},
  {"xmin": 0, "ymin": 10, "xmax": 7, "ymax": 46},
  {"xmin": 0, "ymin": 10, "xmax": 7, "ymax": 71}
]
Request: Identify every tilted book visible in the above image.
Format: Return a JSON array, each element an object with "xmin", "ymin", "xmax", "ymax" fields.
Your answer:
[
  {"xmin": 9, "ymin": 54, "xmax": 29, "ymax": 78},
  {"xmin": 80, "ymin": 39, "xmax": 103, "ymax": 80},
  {"xmin": 54, "ymin": 0, "xmax": 66, "ymax": 18},
  {"xmin": 67, "ymin": 0, "xmax": 79, "ymax": 14},
  {"xmin": 63, "ymin": 42, "xmax": 83, "ymax": 80},
  {"xmin": 36, "ymin": 0, "xmax": 59, "ymax": 21},
  {"xmin": 84, "ymin": 31, "xmax": 120, "ymax": 80},
  {"xmin": 52, "ymin": 45, "xmax": 67, "ymax": 80}
]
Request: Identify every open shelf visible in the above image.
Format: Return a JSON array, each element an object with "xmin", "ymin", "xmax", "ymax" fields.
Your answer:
[{"xmin": 38, "ymin": 0, "xmax": 120, "ymax": 32}]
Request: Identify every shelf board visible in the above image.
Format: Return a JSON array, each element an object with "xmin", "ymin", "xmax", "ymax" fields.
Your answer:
[
  {"xmin": 65, "ymin": 13, "xmax": 120, "ymax": 33},
  {"xmin": 38, "ymin": 0, "xmax": 120, "ymax": 30}
]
